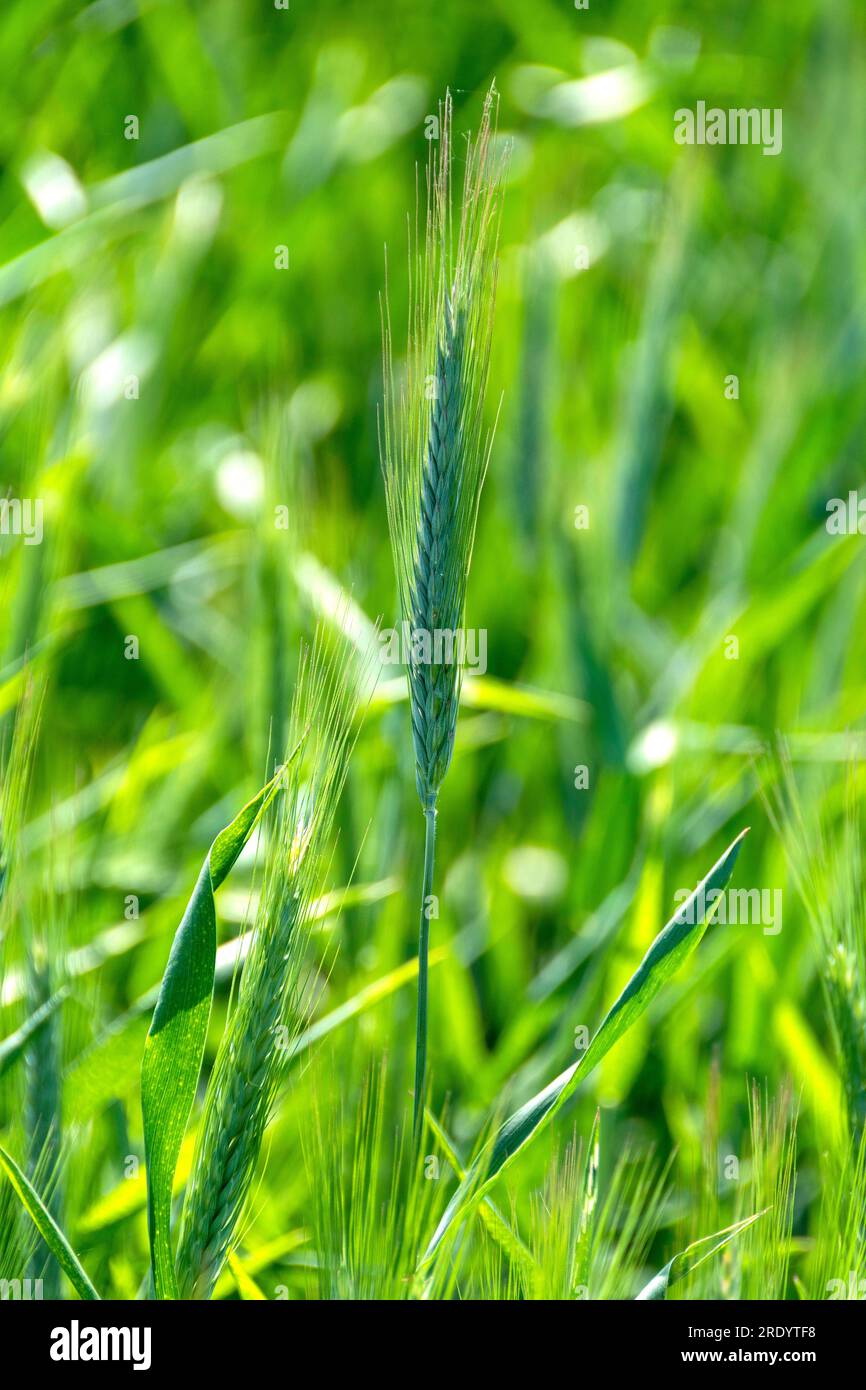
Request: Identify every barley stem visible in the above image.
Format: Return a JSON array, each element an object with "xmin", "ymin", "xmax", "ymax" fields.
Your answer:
[{"xmin": 413, "ymin": 802, "xmax": 437, "ymax": 1137}]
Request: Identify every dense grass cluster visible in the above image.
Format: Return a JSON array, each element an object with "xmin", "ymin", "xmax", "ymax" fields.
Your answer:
[{"xmin": 2, "ymin": 0, "xmax": 866, "ymax": 1302}]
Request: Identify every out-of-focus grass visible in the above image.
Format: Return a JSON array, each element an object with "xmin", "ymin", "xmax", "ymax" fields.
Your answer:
[{"xmin": 1, "ymin": 0, "xmax": 866, "ymax": 1297}]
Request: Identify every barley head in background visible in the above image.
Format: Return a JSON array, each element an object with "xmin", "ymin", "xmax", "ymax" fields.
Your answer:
[{"xmin": 176, "ymin": 632, "xmax": 370, "ymax": 1298}]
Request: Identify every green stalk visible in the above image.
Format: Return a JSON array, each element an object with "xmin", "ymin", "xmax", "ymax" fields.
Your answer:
[
  {"xmin": 25, "ymin": 953, "xmax": 62, "ymax": 1299},
  {"xmin": 413, "ymin": 802, "xmax": 437, "ymax": 1136}
]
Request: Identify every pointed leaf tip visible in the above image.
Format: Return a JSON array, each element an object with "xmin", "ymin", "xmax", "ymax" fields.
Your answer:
[{"xmin": 421, "ymin": 829, "xmax": 749, "ymax": 1266}]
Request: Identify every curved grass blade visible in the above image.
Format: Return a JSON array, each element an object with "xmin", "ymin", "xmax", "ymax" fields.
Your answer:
[
  {"xmin": 0, "ymin": 986, "xmax": 69, "ymax": 1078},
  {"xmin": 635, "ymin": 1208, "xmax": 768, "ymax": 1300},
  {"xmin": 212, "ymin": 1231, "xmax": 307, "ymax": 1300},
  {"xmin": 0, "ymin": 1143, "xmax": 100, "ymax": 1300},
  {"xmin": 65, "ymin": 878, "xmax": 402, "ymax": 1123},
  {"xmin": 423, "ymin": 1106, "xmax": 537, "ymax": 1277},
  {"xmin": 422, "ymin": 828, "xmax": 749, "ymax": 1265},
  {"xmin": 141, "ymin": 763, "xmax": 291, "ymax": 1300},
  {"xmin": 227, "ymin": 1251, "xmax": 267, "ymax": 1300},
  {"xmin": 288, "ymin": 945, "xmax": 447, "ymax": 1057}
]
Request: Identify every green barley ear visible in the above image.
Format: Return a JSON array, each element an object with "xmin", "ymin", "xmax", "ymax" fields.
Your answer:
[
  {"xmin": 379, "ymin": 83, "xmax": 506, "ymax": 1129},
  {"xmin": 381, "ymin": 82, "xmax": 505, "ymax": 810},
  {"xmin": 176, "ymin": 631, "xmax": 370, "ymax": 1299}
]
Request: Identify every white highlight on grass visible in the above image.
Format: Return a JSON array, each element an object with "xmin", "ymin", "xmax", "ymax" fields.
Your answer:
[
  {"xmin": 216, "ymin": 449, "xmax": 265, "ymax": 520},
  {"xmin": 511, "ymin": 63, "xmax": 652, "ymax": 127},
  {"xmin": 503, "ymin": 846, "xmax": 568, "ymax": 904},
  {"xmin": 288, "ymin": 378, "xmax": 341, "ymax": 441},
  {"xmin": 338, "ymin": 75, "xmax": 428, "ymax": 162},
  {"xmin": 21, "ymin": 151, "xmax": 87, "ymax": 229},
  {"xmin": 80, "ymin": 331, "xmax": 156, "ymax": 409},
  {"xmin": 630, "ymin": 719, "xmax": 679, "ymax": 772}
]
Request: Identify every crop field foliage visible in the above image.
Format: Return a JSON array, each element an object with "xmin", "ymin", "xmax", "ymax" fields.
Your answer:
[{"xmin": 1, "ymin": 0, "xmax": 866, "ymax": 1302}]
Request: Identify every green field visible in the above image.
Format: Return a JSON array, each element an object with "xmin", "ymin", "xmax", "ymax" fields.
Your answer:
[{"xmin": 2, "ymin": 0, "xmax": 866, "ymax": 1304}]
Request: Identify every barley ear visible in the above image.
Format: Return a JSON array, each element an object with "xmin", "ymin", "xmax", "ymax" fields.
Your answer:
[
  {"xmin": 176, "ymin": 632, "xmax": 369, "ymax": 1298},
  {"xmin": 379, "ymin": 83, "xmax": 506, "ymax": 1131}
]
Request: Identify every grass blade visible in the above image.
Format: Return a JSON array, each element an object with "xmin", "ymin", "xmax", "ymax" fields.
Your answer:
[
  {"xmin": 0, "ymin": 986, "xmax": 68, "ymax": 1078},
  {"xmin": 635, "ymin": 1209, "xmax": 768, "ymax": 1300},
  {"xmin": 422, "ymin": 828, "xmax": 749, "ymax": 1264},
  {"xmin": 0, "ymin": 1143, "xmax": 100, "ymax": 1300},
  {"xmin": 141, "ymin": 764, "xmax": 288, "ymax": 1300},
  {"xmin": 227, "ymin": 1251, "xmax": 267, "ymax": 1300},
  {"xmin": 423, "ymin": 1106, "xmax": 537, "ymax": 1277}
]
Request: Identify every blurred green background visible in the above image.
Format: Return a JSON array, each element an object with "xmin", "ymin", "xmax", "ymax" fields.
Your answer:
[{"xmin": 2, "ymin": 0, "xmax": 866, "ymax": 1297}]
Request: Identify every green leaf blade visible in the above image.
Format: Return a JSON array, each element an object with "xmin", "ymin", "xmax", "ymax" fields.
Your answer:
[
  {"xmin": 635, "ymin": 1209, "xmax": 767, "ymax": 1300},
  {"xmin": 423, "ymin": 828, "xmax": 749, "ymax": 1265},
  {"xmin": 0, "ymin": 1143, "xmax": 100, "ymax": 1300},
  {"xmin": 0, "ymin": 986, "xmax": 69, "ymax": 1078},
  {"xmin": 141, "ymin": 769, "xmax": 284, "ymax": 1300}
]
